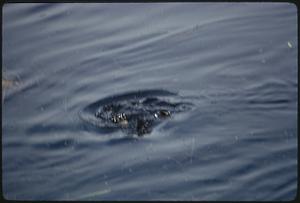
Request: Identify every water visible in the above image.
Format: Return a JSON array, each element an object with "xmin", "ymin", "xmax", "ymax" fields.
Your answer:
[{"xmin": 2, "ymin": 3, "xmax": 297, "ymax": 201}]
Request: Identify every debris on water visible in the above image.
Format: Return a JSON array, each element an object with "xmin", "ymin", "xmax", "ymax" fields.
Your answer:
[
  {"xmin": 287, "ymin": 41, "xmax": 292, "ymax": 48},
  {"xmin": 2, "ymin": 78, "xmax": 16, "ymax": 89},
  {"xmin": 2, "ymin": 78, "xmax": 20, "ymax": 103}
]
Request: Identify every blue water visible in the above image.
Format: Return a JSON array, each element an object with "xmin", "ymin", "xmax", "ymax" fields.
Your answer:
[{"xmin": 2, "ymin": 3, "xmax": 297, "ymax": 201}]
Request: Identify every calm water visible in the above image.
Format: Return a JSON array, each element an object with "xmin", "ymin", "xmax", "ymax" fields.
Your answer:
[{"xmin": 2, "ymin": 3, "xmax": 297, "ymax": 201}]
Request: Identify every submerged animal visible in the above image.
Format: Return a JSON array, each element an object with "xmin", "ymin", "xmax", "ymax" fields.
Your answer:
[{"xmin": 80, "ymin": 89, "xmax": 193, "ymax": 136}]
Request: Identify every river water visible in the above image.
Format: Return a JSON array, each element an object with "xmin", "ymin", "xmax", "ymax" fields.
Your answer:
[{"xmin": 2, "ymin": 3, "xmax": 297, "ymax": 201}]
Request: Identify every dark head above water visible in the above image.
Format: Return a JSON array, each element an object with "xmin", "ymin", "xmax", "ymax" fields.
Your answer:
[
  {"xmin": 80, "ymin": 89, "xmax": 194, "ymax": 136},
  {"xmin": 96, "ymin": 103, "xmax": 172, "ymax": 136}
]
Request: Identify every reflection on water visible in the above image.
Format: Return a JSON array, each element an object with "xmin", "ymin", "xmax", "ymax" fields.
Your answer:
[{"xmin": 2, "ymin": 3, "xmax": 297, "ymax": 201}]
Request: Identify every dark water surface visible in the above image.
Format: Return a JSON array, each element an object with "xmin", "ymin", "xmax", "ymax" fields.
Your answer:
[{"xmin": 2, "ymin": 3, "xmax": 297, "ymax": 201}]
